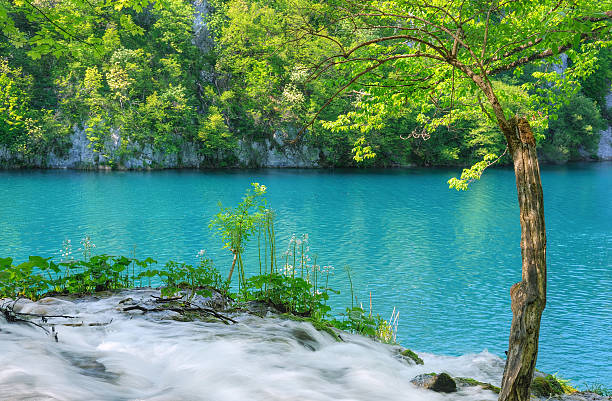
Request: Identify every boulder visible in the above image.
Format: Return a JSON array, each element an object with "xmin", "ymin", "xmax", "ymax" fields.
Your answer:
[{"xmin": 411, "ymin": 373, "xmax": 457, "ymax": 393}]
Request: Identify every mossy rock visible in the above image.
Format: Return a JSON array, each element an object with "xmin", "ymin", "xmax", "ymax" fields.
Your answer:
[
  {"xmin": 400, "ymin": 349, "xmax": 424, "ymax": 365},
  {"xmin": 455, "ymin": 377, "xmax": 501, "ymax": 394},
  {"xmin": 411, "ymin": 373, "xmax": 457, "ymax": 393},
  {"xmin": 531, "ymin": 375, "xmax": 566, "ymax": 397}
]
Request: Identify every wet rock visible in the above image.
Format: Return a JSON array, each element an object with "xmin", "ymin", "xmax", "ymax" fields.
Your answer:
[
  {"xmin": 411, "ymin": 373, "xmax": 457, "ymax": 393},
  {"xmin": 291, "ymin": 327, "xmax": 320, "ymax": 351},
  {"xmin": 240, "ymin": 300, "xmax": 282, "ymax": 317},
  {"xmin": 60, "ymin": 352, "xmax": 119, "ymax": 383},
  {"xmin": 397, "ymin": 348, "xmax": 423, "ymax": 365}
]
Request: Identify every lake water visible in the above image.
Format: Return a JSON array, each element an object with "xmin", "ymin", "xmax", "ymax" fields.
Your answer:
[{"xmin": 1, "ymin": 164, "xmax": 610, "ymax": 388}]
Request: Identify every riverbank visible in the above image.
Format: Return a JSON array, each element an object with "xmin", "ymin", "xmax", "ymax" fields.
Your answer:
[{"xmin": 1, "ymin": 121, "xmax": 611, "ymax": 170}]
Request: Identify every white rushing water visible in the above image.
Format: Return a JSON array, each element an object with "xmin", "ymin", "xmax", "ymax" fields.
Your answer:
[{"xmin": 0, "ymin": 290, "xmax": 505, "ymax": 401}]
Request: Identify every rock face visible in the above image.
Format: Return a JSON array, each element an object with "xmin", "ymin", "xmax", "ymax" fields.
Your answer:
[
  {"xmin": 0, "ymin": 126, "xmax": 321, "ymax": 169},
  {"xmin": 237, "ymin": 131, "xmax": 320, "ymax": 168},
  {"xmin": 411, "ymin": 373, "xmax": 458, "ymax": 393},
  {"xmin": 597, "ymin": 92, "xmax": 612, "ymax": 161},
  {"xmin": 192, "ymin": 0, "xmax": 213, "ymax": 53}
]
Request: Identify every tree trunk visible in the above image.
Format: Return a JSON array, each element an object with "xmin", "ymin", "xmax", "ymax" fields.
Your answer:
[{"xmin": 499, "ymin": 117, "xmax": 547, "ymax": 401}]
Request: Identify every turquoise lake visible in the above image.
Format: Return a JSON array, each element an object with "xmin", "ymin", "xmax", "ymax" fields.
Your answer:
[{"xmin": 1, "ymin": 164, "xmax": 610, "ymax": 387}]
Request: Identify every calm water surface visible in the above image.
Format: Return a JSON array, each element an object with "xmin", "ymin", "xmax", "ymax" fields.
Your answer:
[{"xmin": 1, "ymin": 164, "xmax": 610, "ymax": 387}]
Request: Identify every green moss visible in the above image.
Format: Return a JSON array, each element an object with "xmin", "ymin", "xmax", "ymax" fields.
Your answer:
[
  {"xmin": 456, "ymin": 377, "xmax": 501, "ymax": 394},
  {"xmin": 531, "ymin": 375, "xmax": 578, "ymax": 397},
  {"xmin": 531, "ymin": 375, "xmax": 566, "ymax": 397},
  {"xmin": 400, "ymin": 349, "xmax": 424, "ymax": 365}
]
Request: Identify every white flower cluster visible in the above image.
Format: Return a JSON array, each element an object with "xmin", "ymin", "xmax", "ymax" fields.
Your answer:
[
  {"xmin": 60, "ymin": 239, "xmax": 73, "ymax": 262},
  {"xmin": 289, "ymin": 65, "xmax": 309, "ymax": 83},
  {"xmin": 281, "ymin": 84, "xmax": 305, "ymax": 105},
  {"xmin": 79, "ymin": 234, "xmax": 96, "ymax": 260}
]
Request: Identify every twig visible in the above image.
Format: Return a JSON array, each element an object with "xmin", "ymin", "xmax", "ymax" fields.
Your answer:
[{"xmin": 12, "ymin": 311, "xmax": 77, "ymax": 319}]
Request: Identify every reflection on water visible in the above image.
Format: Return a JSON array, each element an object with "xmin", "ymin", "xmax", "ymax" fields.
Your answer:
[{"xmin": 0, "ymin": 163, "xmax": 610, "ymax": 386}]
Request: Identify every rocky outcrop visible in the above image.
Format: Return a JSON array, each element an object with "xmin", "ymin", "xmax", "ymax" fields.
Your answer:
[
  {"xmin": 237, "ymin": 131, "xmax": 320, "ymax": 168},
  {"xmin": 192, "ymin": 0, "xmax": 213, "ymax": 53},
  {"xmin": 0, "ymin": 125, "xmax": 321, "ymax": 169}
]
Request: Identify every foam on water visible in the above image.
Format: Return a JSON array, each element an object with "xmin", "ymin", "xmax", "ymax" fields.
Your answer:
[{"xmin": 0, "ymin": 291, "xmax": 505, "ymax": 401}]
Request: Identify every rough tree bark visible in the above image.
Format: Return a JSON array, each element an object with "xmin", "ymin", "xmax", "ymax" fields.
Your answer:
[{"xmin": 498, "ymin": 116, "xmax": 547, "ymax": 401}]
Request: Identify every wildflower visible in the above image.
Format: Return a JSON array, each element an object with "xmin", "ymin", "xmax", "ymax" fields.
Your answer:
[
  {"xmin": 60, "ymin": 239, "xmax": 73, "ymax": 262},
  {"xmin": 321, "ymin": 265, "xmax": 335, "ymax": 274},
  {"xmin": 283, "ymin": 265, "xmax": 295, "ymax": 276},
  {"xmin": 79, "ymin": 234, "xmax": 96, "ymax": 260}
]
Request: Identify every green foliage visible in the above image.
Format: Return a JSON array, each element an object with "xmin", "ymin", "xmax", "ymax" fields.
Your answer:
[
  {"xmin": 1, "ymin": 184, "xmax": 404, "ymax": 346},
  {"xmin": 0, "ymin": 58, "xmax": 70, "ymax": 161},
  {"xmin": 579, "ymin": 47, "xmax": 612, "ymax": 120},
  {"xmin": 209, "ymin": 182, "xmax": 270, "ymax": 290},
  {"xmin": 331, "ymin": 306, "xmax": 381, "ymax": 338},
  {"xmin": 0, "ymin": 253, "xmax": 155, "ymax": 299},
  {"xmin": 0, "ymin": 249, "xmax": 231, "ymax": 301},
  {"xmin": 448, "ymin": 152, "xmax": 506, "ymax": 191},
  {"xmin": 583, "ymin": 383, "xmax": 612, "ymax": 396},
  {"xmin": 530, "ymin": 374, "xmax": 576, "ymax": 397},
  {"xmin": 1, "ymin": 0, "xmax": 611, "ymax": 167},
  {"xmin": 243, "ymin": 273, "xmax": 331, "ymax": 317},
  {"xmin": 139, "ymin": 257, "xmax": 229, "ymax": 299},
  {"xmin": 541, "ymin": 93, "xmax": 606, "ymax": 162}
]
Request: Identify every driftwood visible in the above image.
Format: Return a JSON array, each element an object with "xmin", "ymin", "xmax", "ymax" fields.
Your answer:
[
  {"xmin": 0, "ymin": 298, "xmax": 83, "ymax": 342},
  {"xmin": 1, "ymin": 300, "xmax": 54, "ymax": 337},
  {"xmin": 122, "ymin": 302, "xmax": 237, "ymax": 324}
]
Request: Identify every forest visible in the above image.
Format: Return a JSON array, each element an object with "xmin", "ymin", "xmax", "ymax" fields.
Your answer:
[{"xmin": 1, "ymin": 0, "xmax": 610, "ymax": 168}]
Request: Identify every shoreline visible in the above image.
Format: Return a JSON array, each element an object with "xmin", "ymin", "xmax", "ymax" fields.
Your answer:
[{"xmin": 1, "ymin": 159, "xmax": 611, "ymax": 172}]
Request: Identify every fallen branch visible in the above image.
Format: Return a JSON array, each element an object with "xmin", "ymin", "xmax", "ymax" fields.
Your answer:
[{"xmin": 122, "ymin": 303, "xmax": 237, "ymax": 324}]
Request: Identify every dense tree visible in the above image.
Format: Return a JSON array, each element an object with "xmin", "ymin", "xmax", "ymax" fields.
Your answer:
[{"xmin": 1, "ymin": 0, "xmax": 610, "ymax": 167}]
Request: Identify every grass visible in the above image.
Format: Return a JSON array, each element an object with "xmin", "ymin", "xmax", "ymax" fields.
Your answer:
[{"xmin": 583, "ymin": 383, "xmax": 612, "ymax": 396}]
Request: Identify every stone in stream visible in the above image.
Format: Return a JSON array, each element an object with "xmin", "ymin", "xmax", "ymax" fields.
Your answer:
[
  {"xmin": 397, "ymin": 348, "xmax": 424, "ymax": 365},
  {"xmin": 411, "ymin": 373, "xmax": 457, "ymax": 393}
]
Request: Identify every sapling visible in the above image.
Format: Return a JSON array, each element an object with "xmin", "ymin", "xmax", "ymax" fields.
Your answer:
[{"xmin": 209, "ymin": 183, "xmax": 268, "ymax": 292}]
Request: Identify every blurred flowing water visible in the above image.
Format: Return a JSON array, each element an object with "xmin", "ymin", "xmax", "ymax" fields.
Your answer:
[
  {"xmin": 0, "ymin": 164, "xmax": 610, "ymax": 387},
  {"xmin": 0, "ymin": 290, "xmax": 505, "ymax": 401}
]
